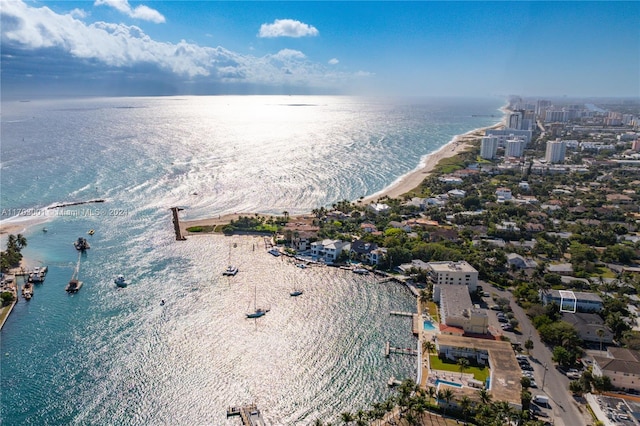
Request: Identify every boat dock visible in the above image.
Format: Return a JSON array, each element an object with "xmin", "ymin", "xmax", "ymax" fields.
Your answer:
[
  {"xmin": 387, "ymin": 376, "xmax": 403, "ymax": 387},
  {"xmin": 390, "ymin": 310, "xmax": 413, "ymax": 317},
  {"xmin": 390, "ymin": 311, "xmax": 420, "ymax": 335},
  {"xmin": 227, "ymin": 404, "xmax": 266, "ymax": 426},
  {"xmin": 385, "ymin": 341, "xmax": 418, "ymax": 357}
]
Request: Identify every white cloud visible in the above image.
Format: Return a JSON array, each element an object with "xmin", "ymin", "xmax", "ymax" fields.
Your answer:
[
  {"xmin": 1, "ymin": 1, "xmax": 367, "ymax": 92},
  {"xmin": 274, "ymin": 49, "xmax": 306, "ymax": 60},
  {"xmin": 258, "ymin": 19, "xmax": 318, "ymax": 38},
  {"xmin": 94, "ymin": 0, "xmax": 165, "ymax": 24},
  {"xmin": 328, "ymin": 58, "xmax": 339, "ymax": 65},
  {"xmin": 69, "ymin": 8, "xmax": 88, "ymax": 19}
]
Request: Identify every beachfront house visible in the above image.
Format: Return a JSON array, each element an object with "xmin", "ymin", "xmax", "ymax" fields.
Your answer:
[
  {"xmin": 350, "ymin": 240, "xmax": 380, "ymax": 265},
  {"xmin": 310, "ymin": 239, "xmax": 351, "ymax": 263}
]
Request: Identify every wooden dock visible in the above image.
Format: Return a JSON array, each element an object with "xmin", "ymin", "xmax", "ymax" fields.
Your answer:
[
  {"xmin": 387, "ymin": 376, "xmax": 403, "ymax": 387},
  {"xmin": 390, "ymin": 310, "xmax": 414, "ymax": 317},
  {"xmin": 390, "ymin": 311, "xmax": 420, "ymax": 335},
  {"xmin": 385, "ymin": 341, "xmax": 418, "ymax": 357},
  {"xmin": 170, "ymin": 207, "xmax": 186, "ymax": 241},
  {"xmin": 227, "ymin": 403, "xmax": 266, "ymax": 425}
]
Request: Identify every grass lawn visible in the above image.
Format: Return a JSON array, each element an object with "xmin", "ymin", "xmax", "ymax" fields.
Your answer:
[
  {"xmin": 430, "ymin": 355, "xmax": 490, "ymax": 383},
  {"xmin": 591, "ymin": 267, "xmax": 617, "ymax": 279},
  {"xmin": 427, "ymin": 301, "xmax": 439, "ymax": 322}
]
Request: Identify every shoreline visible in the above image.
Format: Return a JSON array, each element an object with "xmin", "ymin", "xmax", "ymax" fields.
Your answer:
[{"xmin": 181, "ymin": 115, "xmax": 507, "ymax": 230}]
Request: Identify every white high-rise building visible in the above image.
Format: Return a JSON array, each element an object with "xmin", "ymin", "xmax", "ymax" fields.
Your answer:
[
  {"xmin": 480, "ymin": 136, "xmax": 499, "ymax": 159},
  {"xmin": 545, "ymin": 139, "xmax": 567, "ymax": 163},
  {"xmin": 505, "ymin": 139, "xmax": 525, "ymax": 158}
]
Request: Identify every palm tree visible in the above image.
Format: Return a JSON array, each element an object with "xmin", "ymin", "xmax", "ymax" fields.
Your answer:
[
  {"xmin": 458, "ymin": 395, "xmax": 473, "ymax": 424},
  {"xmin": 478, "ymin": 388, "xmax": 492, "ymax": 405},
  {"xmin": 15, "ymin": 234, "xmax": 27, "ymax": 250},
  {"xmin": 597, "ymin": 327, "xmax": 605, "ymax": 352},
  {"xmin": 340, "ymin": 411, "xmax": 354, "ymax": 425},
  {"xmin": 442, "ymin": 388, "xmax": 455, "ymax": 416},
  {"xmin": 422, "ymin": 340, "xmax": 435, "ymax": 365},
  {"xmin": 427, "ymin": 386, "xmax": 436, "ymax": 405},
  {"xmin": 457, "ymin": 357, "xmax": 470, "ymax": 378}
]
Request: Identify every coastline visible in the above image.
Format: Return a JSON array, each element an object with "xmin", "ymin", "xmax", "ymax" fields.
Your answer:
[{"xmin": 181, "ymin": 116, "xmax": 506, "ymax": 231}]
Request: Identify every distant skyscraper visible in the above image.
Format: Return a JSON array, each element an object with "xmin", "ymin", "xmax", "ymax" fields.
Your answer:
[
  {"xmin": 545, "ymin": 110, "xmax": 569, "ymax": 123},
  {"xmin": 505, "ymin": 139, "xmax": 525, "ymax": 158},
  {"xmin": 507, "ymin": 111, "xmax": 523, "ymax": 130},
  {"xmin": 480, "ymin": 136, "xmax": 498, "ymax": 159},
  {"xmin": 545, "ymin": 139, "xmax": 567, "ymax": 163}
]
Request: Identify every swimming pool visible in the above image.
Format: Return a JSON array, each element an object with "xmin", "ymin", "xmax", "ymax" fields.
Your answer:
[
  {"xmin": 435, "ymin": 379, "xmax": 462, "ymax": 388},
  {"xmin": 423, "ymin": 320, "xmax": 436, "ymax": 331}
]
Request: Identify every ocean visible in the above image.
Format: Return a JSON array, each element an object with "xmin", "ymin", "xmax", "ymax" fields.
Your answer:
[{"xmin": 0, "ymin": 96, "xmax": 503, "ymax": 425}]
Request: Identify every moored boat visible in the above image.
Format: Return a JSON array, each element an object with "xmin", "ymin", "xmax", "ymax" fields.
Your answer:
[
  {"xmin": 267, "ymin": 248, "xmax": 280, "ymax": 257},
  {"xmin": 114, "ymin": 275, "xmax": 128, "ymax": 288},
  {"xmin": 74, "ymin": 237, "xmax": 90, "ymax": 251},
  {"xmin": 223, "ymin": 265, "xmax": 238, "ymax": 276},
  {"xmin": 22, "ymin": 282, "xmax": 33, "ymax": 300},
  {"xmin": 289, "ymin": 290, "xmax": 303, "ymax": 297},
  {"xmin": 352, "ymin": 268, "xmax": 369, "ymax": 275}
]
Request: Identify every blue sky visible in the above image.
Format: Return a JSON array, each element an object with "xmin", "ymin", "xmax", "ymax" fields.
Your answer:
[{"xmin": 1, "ymin": 1, "xmax": 638, "ymax": 98}]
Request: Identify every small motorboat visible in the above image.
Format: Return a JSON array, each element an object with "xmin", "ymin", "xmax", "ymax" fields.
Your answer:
[
  {"xmin": 88, "ymin": 229, "xmax": 95, "ymax": 236},
  {"xmin": 222, "ymin": 265, "xmax": 238, "ymax": 276},
  {"xmin": 114, "ymin": 275, "xmax": 128, "ymax": 288},
  {"xmin": 74, "ymin": 237, "xmax": 90, "ymax": 251},
  {"xmin": 290, "ymin": 290, "xmax": 303, "ymax": 297}
]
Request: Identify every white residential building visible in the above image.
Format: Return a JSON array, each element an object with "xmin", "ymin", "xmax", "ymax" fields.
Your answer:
[
  {"xmin": 480, "ymin": 136, "xmax": 499, "ymax": 159},
  {"xmin": 495, "ymin": 187, "xmax": 512, "ymax": 202},
  {"xmin": 505, "ymin": 139, "xmax": 525, "ymax": 158},
  {"xmin": 367, "ymin": 203, "xmax": 390, "ymax": 215},
  {"xmin": 434, "ymin": 284, "xmax": 488, "ymax": 334},
  {"xmin": 545, "ymin": 139, "xmax": 567, "ymax": 163},
  {"xmin": 592, "ymin": 348, "xmax": 640, "ymax": 392},
  {"xmin": 310, "ymin": 239, "xmax": 351, "ymax": 263},
  {"xmin": 427, "ymin": 261, "xmax": 478, "ymax": 294}
]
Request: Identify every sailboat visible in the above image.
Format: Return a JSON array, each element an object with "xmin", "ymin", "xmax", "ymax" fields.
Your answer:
[
  {"xmin": 223, "ymin": 241, "xmax": 238, "ymax": 276},
  {"xmin": 246, "ymin": 285, "xmax": 269, "ymax": 318}
]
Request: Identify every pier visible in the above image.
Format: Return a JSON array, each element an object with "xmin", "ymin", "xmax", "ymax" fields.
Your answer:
[
  {"xmin": 390, "ymin": 311, "xmax": 420, "ymax": 335},
  {"xmin": 227, "ymin": 404, "xmax": 266, "ymax": 426},
  {"xmin": 390, "ymin": 310, "xmax": 413, "ymax": 317},
  {"xmin": 170, "ymin": 207, "xmax": 186, "ymax": 241},
  {"xmin": 385, "ymin": 341, "xmax": 418, "ymax": 357},
  {"xmin": 387, "ymin": 376, "xmax": 403, "ymax": 387}
]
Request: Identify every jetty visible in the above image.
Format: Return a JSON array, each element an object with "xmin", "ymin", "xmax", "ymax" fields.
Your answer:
[
  {"xmin": 390, "ymin": 310, "xmax": 413, "ymax": 317},
  {"xmin": 226, "ymin": 403, "xmax": 266, "ymax": 426},
  {"xmin": 385, "ymin": 341, "xmax": 418, "ymax": 357},
  {"xmin": 387, "ymin": 376, "xmax": 403, "ymax": 387},
  {"xmin": 170, "ymin": 207, "xmax": 186, "ymax": 241}
]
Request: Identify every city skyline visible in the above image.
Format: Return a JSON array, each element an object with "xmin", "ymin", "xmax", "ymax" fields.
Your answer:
[{"xmin": 1, "ymin": 1, "xmax": 638, "ymax": 99}]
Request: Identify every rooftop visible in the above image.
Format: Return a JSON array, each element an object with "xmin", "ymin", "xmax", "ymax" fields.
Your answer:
[
  {"xmin": 428, "ymin": 261, "xmax": 477, "ymax": 274},
  {"xmin": 436, "ymin": 334, "xmax": 522, "ymax": 407}
]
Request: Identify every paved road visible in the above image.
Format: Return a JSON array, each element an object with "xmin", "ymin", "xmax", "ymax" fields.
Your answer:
[{"xmin": 484, "ymin": 283, "xmax": 591, "ymax": 426}]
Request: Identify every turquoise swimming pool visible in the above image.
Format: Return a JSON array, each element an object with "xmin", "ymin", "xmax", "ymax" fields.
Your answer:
[
  {"xmin": 423, "ymin": 320, "xmax": 436, "ymax": 331},
  {"xmin": 435, "ymin": 379, "xmax": 462, "ymax": 388}
]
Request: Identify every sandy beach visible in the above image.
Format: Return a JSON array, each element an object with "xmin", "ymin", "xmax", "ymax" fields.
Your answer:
[{"xmin": 181, "ymin": 119, "xmax": 505, "ymax": 231}]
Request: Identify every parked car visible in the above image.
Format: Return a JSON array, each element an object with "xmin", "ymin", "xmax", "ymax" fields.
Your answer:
[
  {"xmin": 490, "ymin": 305, "xmax": 500, "ymax": 310},
  {"xmin": 483, "ymin": 291, "xmax": 490, "ymax": 297},
  {"xmin": 521, "ymin": 364, "xmax": 534, "ymax": 371}
]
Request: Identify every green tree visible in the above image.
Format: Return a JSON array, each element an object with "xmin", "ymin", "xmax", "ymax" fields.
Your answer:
[
  {"xmin": 457, "ymin": 357, "xmax": 470, "ymax": 378},
  {"xmin": 524, "ymin": 339, "xmax": 534, "ymax": 354}
]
